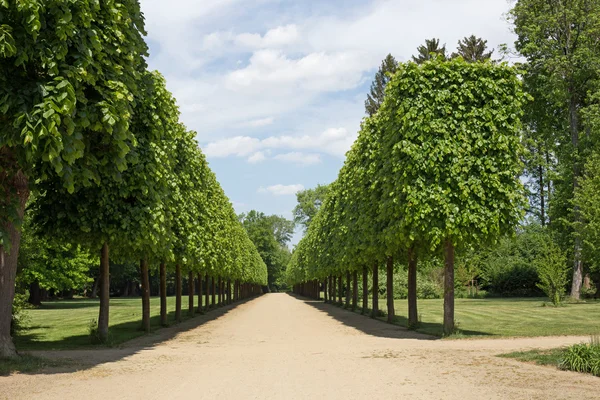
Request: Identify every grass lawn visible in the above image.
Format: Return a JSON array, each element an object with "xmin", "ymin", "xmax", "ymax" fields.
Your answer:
[
  {"xmin": 499, "ymin": 348, "xmax": 567, "ymax": 367},
  {"xmin": 15, "ymin": 295, "xmax": 219, "ymax": 351},
  {"xmin": 338, "ymin": 296, "xmax": 600, "ymax": 337}
]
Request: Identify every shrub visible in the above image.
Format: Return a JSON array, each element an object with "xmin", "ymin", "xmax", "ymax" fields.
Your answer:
[
  {"xmin": 560, "ymin": 338, "xmax": 600, "ymax": 376},
  {"xmin": 11, "ymin": 293, "xmax": 31, "ymax": 335},
  {"xmin": 534, "ymin": 241, "xmax": 569, "ymax": 306}
]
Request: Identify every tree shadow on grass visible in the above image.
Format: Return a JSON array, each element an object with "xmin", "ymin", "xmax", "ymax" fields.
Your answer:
[
  {"xmin": 3, "ymin": 296, "xmax": 259, "ymax": 376},
  {"xmin": 290, "ymin": 293, "xmax": 492, "ymax": 339}
]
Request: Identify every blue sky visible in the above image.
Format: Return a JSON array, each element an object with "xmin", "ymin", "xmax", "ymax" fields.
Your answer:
[{"xmin": 139, "ymin": 0, "xmax": 518, "ymax": 246}]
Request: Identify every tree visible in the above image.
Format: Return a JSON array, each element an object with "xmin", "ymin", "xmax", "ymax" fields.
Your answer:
[
  {"xmin": 0, "ymin": 0, "xmax": 148, "ymax": 358},
  {"xmin": 365, "ymin": 54, "xmax": 398, "ymax": 116},
  {"xmin": 535, "ymin": 240, "xmax": 569, "ymax": 306},
  {"xmin": 293, "ymin": 185, "xmax": 329, "ymax": 231},
  {"xmin": 576, "ymin": 152, "xmax": 600, "ymax": 274},
  {"xmin": 451, "ymin": 35, "xmax": 493, "ymax": 62},
  {"xmin": 377, "ymin": 58, "xmax": 526, "ymax": 334},
  {"xmin": 412, "ymin": 38, "xmax": 447, "ymax": 64},
  {"xmin": 240, "ymin": 211, "xmax": 293, "ymax": 291},
  {"xmin": 511, "ymin": 0, "xmax": 600, "ymax": 299}
]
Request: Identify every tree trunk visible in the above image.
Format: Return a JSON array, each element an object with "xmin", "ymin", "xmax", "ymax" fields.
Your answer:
[
  {"xmin": 205, "ymin": 274, "xmax": 210, "ymax": 311},
  {"xmin": 362, "ymin": 266, "xmax": 368, "ymax": 314},
  {"xmin": 91, "ymin": 276, "xmax": 99, "ymax": 298},
  {"xmin": 97, "ymin": 242, "xmax": 110, "ymax": 343},
  {"xmin": 345, "ymin": 272, "xmax": 350, "ymax": 307},
  {"xmin": 323, "ymin": 278, "xmax": 328, "ymax": 302},
  {"xmin": 211, "ymin": 276, "xmax": 216, "ymax": 307},
  {"xmin": 0, "ymin": 169, "xmax": 28, "ymax": 358},
  {"xmin": 159, "ymin": 262, "xmax": 167, "ymax": 327},
  {"xmin": 386, "ymin": 256, "xmax": 395, "ymax": 323},
  {"xmin": 197, "ymin": 273, "xmax": 203, "ymax": 313},
  {"xmin": 570, "ymin": 92, "xmax": 583, "ymax": 300},
  {"xmin": 188, "ymin": 271, "xmax": 194, "ymax": 315},
  {"xmin": 337, "ymin": 276, "xmax": 342, "ymax": 303},
  {"xmin": 175, "ymin": 264, "xmax": 182, "ymax": 323},
  {"xmin": 408, "ymin": 245, "xmax": 418, "ymax": 328},
  {"xmin": 539, "ymin": 163, "xmax": 545, "ymax": 226},
  {"xmin": 371, "ymin": 261, "xmax": 379, "ymax": 318},
  {"xmin": 443, "ymin": 239, "xmax": 455, "ymax": 336},
  {"xmin": 28, "ymin": 281, "xmax": 41, "ymax": 306},
  {"xmin": 352, "ymin": 270, "xmax": 358, "ymax": 310},
  {"xmin": 218, "ymin": 277, "xmax": 223, "ymax": 306},
  {"xmin": 140, "ymin": 259, "xmax": 151, "ymax": 332}
]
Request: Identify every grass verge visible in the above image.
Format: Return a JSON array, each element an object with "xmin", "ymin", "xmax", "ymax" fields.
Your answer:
[{"xmin": 0, "ymin": 355, "xmax": 74, "ymax": 376}]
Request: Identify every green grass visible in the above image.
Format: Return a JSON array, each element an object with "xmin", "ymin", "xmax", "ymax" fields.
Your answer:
[
  {"xmin": 499, "ymin": 348, "xmax": 567, "ymax": 366},
  {"xmin": 327, "ymin": 295, "xmax": 600, "ymax": 337},
  {"xmin": 0, "ymin": 355, "xmax": 74, "ymax": 376},
  {"xmin": 15, "ymin": 295, "xmax": 220, "ymax": 351}
]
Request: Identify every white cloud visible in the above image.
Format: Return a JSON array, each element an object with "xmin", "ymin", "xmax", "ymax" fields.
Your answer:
[
  {"xmin": 240, "ymin": 117, "xmax": 275, "ymax": 128},
  {"xmin": 235, "ymin": 25, "xmax": 299, "ymax": 48},
  {"xmin": 258, "ymin": 184, "xmax": 305, "ymax": 196},
  {"xmin": 225, "ymin": 50, "xmax": 369, "ymax": 92},
  {"xmin": 203, "ymin": 127, "xmax": 356, "ymax": 160},
  {"xmin": 248, "ymin": 151, "xmax": 267, "ymax": 164},
  {"xmin": 273, "ymin": 152, "xmax": 321, "ymax": 166},
  {"xmin": 204, "ymin": 136, "xmax": 261, "ymax": 157}
]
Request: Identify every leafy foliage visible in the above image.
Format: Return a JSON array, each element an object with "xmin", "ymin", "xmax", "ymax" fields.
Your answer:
[
  {"xmin": 412, "ymin": 38, "xmax": 447, "ymax": 64},
  {"xmin": 535, "ymin": 239, "xmax": 569, "ymax": 306},
  {"xmin": 451, "ymin": 35, "xmax": 493, "ymax": 62}
]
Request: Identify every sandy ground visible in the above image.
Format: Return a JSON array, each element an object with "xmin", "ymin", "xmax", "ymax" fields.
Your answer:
[{"xmin": 1, "ymin": 293, "xmax": 598, "ymax": 400}]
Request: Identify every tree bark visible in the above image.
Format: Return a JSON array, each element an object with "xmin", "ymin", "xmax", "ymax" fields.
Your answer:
[
  {"xmin": 175, "ymin": 264, "xmax": 182, "ymax": 323},
  {"xmin": 352, "ymin": 270, "xmax": 358, "ymax": 310},
  {"xmin": 205, "ymin": 274, "xmax": 210, "ymax": 311},
  {"xmin": 345, "ymin": 272, "xmax": 350, "ymax": 307},
  {"xmin": 140, "ymin": 259, "xmax": 150, "ymax": 332},
  {"xmin": 570, "ymin": 91, "xmax": 583, "ymax": 300},
  {"xmin": 217, "ymin": 277, "xmax": 221, "ymax": 305},
  {"xmin": 337, "ymin": 276, "xmax": 342, "ymax": 303},
  {"xmin": 97, "ymin": 242, "xmax": 110, "ymax": 343},
  {"xmin": 362, "ymin": 266, "xmax": 368, "ymax": 314},
  {"xmin": 539, "ymin": 163, "xmax": 545, "ymax": 226},
  {"xmin": 408, "ymin": 245, "xmax": 418, "ymax": 328},
  {"xmin": 323, "ymin": 278, "xmax": 328, "ymax": 302},
  {"xmin": 197, "ymin": 273, "xmax": 203, "ymax": 313},
  {"xmin": 386, "ymin": 256, "xmax": 395, "ymax": 323},
  {"xmin": 0, "ymin": 169, "xmax": 28, "ymax": 358},
  {"xmin": 443, "ymin": 239, "xmax": 455, "ymax": 336},
  {"xmin": 211, "ymin": 276, "xmax": 216, "ymax": 307},
  {"xmin": 159, "ymin": 262, "xmax": 167, "ymax": 327},
  {"xmin": 371, "ymin": 261, "xmax": 379, "ymax": 318},
  {"xmin": 188, "ymin": 271, "xmax": 194, "ymax": 315}
]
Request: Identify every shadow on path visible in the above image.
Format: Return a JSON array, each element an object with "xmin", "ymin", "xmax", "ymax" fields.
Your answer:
[
  {"xmin": 290, "ymin": 293, "xmax": 493, "ymax": 340},
  {"xmin": 5, "ymin": 296, "xmax": 260, "ymax": 376}
]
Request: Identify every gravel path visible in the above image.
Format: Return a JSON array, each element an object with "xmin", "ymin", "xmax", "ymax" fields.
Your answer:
[{"xmin": 1, "ymin": 293, "xmax": 597, "ymax": 400}]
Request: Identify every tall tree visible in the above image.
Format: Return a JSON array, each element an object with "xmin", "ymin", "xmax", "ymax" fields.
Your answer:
[
  {"xmin": 365, "ymin": 54, "xmax": 398, "ymax": 116},
  {"xmin": 293, "ymin": 184, "xmax": 329, "ymax": 231},
  {"xmin": 511, "ymin": 0, "xmax": 600, "ymax": 299},
  {"xmin": 451, "ymin": 35, "xmax": 493, "ymax": 62},
  {"xmin": 240, "ymin": 211, "xmax": 293, "ymax": 290},
  {"xmin": 0, "ymin": 0, "xmax": 148, "ymax": 357},
  {"xmin": 412, "ymin": 38, "xmax": 447, "ymax": 64}
]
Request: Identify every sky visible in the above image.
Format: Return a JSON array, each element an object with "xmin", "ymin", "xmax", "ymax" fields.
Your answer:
[{"xmin": 139, "ymin": 0, "xmax": 519, "ymax": 246}]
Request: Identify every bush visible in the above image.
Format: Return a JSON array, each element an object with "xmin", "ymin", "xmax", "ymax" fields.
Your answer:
[
  {"xmin": 535, "ymin": 241, "xmax": 569, "ymax": 306},
  {"xmin": 560, "ymin": 338, "xmax": 600, "ymax": 376},
  {"xmin": 479, "ymin": 224, "xmax": 548, "ymax": 297},
  {"xmin": 11, "ymin": 293, "xmax": 31, "ymax": 335}
]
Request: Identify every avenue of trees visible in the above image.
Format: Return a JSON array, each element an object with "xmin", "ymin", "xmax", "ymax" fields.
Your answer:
[
  {"xmin": 287, "ymin": 0, "xmax": 600, "ymax": 335},
  {"xmin": 0, "ymin": 1, "xmax": 267, "ymax": 358}
]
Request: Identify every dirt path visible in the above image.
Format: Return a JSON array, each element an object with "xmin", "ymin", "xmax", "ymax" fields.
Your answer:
[{"xmin": 1, "ymin": 293, "xmax": 597, "ymax": 400}]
